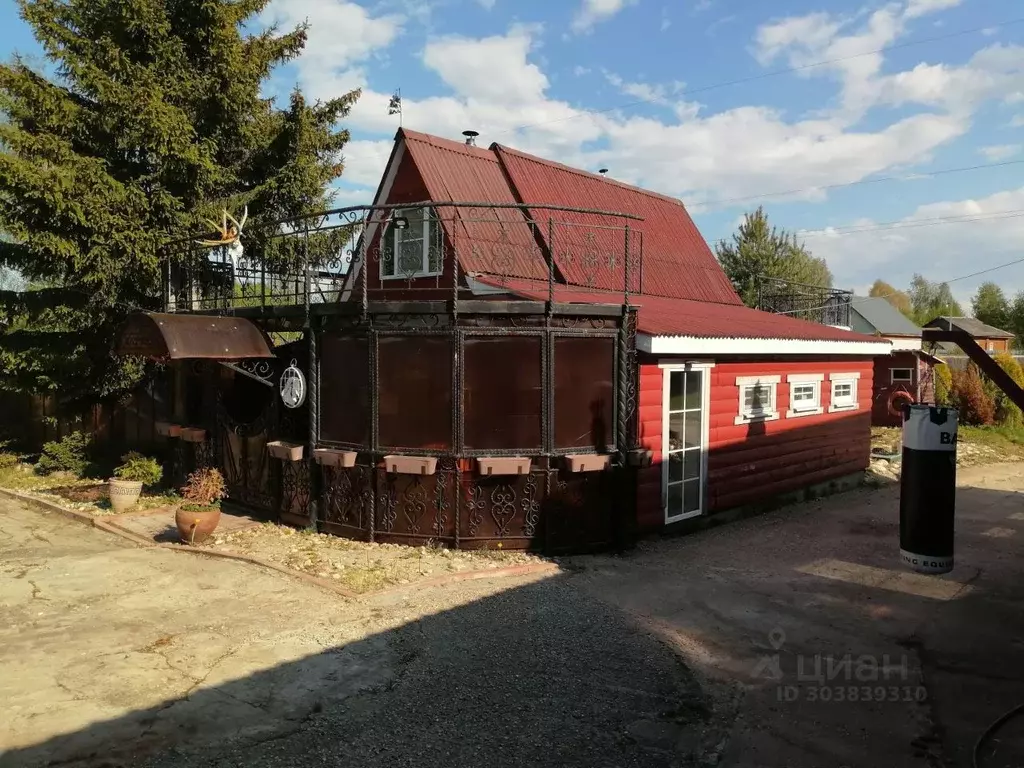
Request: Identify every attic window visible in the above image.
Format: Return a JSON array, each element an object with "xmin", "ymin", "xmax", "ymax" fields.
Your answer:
[{"xmin": 381, "ymin": 208, "xmax": 443, "ymax": 280}]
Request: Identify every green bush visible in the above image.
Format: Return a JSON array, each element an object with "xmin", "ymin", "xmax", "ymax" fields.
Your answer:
[
  {"xmin": 36, "ymin": 431, "xmax": 92, "ymax": 476},
  {"xmin": 990, "ymin": 352, "xmax": 1024, "ymax": 428},
  {"xmin": 113, "ymin": 452, "xmax": 164, "ymax": 486},
  {"xmin": 0, "ymin": 452, "xmax": 19, "ymax": 469},
  {"xmin": 934, "ymin": 363, "xmax": 953, "ymax": 407}
]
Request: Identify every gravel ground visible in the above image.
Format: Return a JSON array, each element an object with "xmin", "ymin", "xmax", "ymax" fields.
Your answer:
[
  {"xmin": 205, "ymin": 523, "xmax": 545, "ymax": 593},
  {"xmin": 142, "ymin": 575, "xmax": 715, "ymax": 768}
]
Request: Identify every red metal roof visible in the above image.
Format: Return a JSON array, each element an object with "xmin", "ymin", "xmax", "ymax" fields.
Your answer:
[
  {"xmin": 400, "ymin": 130, "xmax": 548, "ymax": 281},
  {"xmin": 478, "ymin": 278, "xmax": 880, "ymax": 342},
  {"xmin": 492, "ymin": 144, "xmax": 742, "ymax": 305},
  {"xmin": 383, "ymin": 130, "xmax": 875, "ymax": 344}
]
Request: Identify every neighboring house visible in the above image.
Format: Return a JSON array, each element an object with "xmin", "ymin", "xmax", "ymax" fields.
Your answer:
[
  {"xmin": 924, "ymin": 316, "xmax": 1015, "ymax": 355},
  {"xmin": 345, "ymin": 129, "xmax": 891, "ymax": 532},
  {"xmin": 848, "ymin": 296, "xmax": 939, "ymax": 427}
]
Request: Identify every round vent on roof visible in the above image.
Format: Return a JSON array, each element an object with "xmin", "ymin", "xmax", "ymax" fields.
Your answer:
[{"xmin": 462, "ymin": 130, "xmax": 479, "ymax": 146}]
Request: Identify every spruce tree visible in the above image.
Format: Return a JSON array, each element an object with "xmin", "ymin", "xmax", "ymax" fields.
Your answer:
[
  {"xmin": 0, "ymin": 0, "xmax": 358, "ymax": 402},
  {"xmin": 715, "ymin": 206, "xmax": 833, "ymax": 308}
]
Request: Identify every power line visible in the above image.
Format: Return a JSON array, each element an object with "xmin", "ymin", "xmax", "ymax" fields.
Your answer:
[
  {"xmin": 702, "ymin": 159, "xmax": 1024, "ymax": 209},
  {"xmin": 494, "ymin": 16, "xmax": 1024, "ymax": 135},
  {"xmin": 797, "ymin": 209, "xmax": 1024, "ymax": 238}
]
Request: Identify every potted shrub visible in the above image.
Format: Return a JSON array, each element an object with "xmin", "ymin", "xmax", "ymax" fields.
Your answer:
[
  {"xmin": 109, "ymin": 453, "xmax": 164, "ymax": 513},
  {"xmin": 174, "ymin": 468, "xmax": 226, "ymax": 545}
]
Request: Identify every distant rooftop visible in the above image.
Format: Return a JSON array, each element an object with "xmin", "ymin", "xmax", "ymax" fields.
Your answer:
[
  {"xmin": 850, "ymin": 296, "xmax": 921, "ymax": 337},
  {"xmin": 925, "ymin": 316, "xmax": 1015, "ymax": 339}
]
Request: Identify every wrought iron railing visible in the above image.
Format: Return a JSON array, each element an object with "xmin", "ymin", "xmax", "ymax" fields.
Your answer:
[
  {"xmin": 161, "ymin": 202, "xmax": 645, "ymax": 314},
  {"xmin": 756, "ymin": 277, "xmax": 853, "ymax": 328}
]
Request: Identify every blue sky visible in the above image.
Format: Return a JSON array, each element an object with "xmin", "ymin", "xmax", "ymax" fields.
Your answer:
[{"xmin": 3, "ymin": 0, "xmax": 1023, "ymax": 307}]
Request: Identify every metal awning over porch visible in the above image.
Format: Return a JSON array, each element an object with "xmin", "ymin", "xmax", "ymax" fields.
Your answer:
[{"xmin": 114, "ymin": 312, "xmax": 275, "ymax": 361}]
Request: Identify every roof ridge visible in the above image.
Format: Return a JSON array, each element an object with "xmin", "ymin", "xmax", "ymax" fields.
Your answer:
[
  {"xmin": 400, "ymin": 127, "xmax": 501, "ymax": 162},
  {"xmin": 491, "ymin": 143, "xmax": 688, "ymax": 208}
]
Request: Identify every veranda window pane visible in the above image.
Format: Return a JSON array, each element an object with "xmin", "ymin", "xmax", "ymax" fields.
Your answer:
[
  {"xmin": 319, "ymin": 334, "xmax": 370, "ymax": 445},
  {"xmin": 554, "ymin": 337, "xmax": 615, "ymax": 451},
  {"xmin": 464, "ymin": 337, "xmax": 542, "ymax": 451},
  {"xmin": 378, "ymin": 336, "xmax": 453, "ymax": 449}
]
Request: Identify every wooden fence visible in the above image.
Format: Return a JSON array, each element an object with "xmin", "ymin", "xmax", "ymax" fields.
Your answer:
[{"xmin": 0, "ymin": 384, "xmax": 170, "ymax": 455}]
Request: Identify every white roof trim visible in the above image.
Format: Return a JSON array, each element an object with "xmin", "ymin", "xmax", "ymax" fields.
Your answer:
[
  {"xmin": 886, "ymin": 336, "xmax": 922, "ymax": 351},
  {"xmin": 637, "ymin": 333, "xmax": 891, "ymax": 357}
]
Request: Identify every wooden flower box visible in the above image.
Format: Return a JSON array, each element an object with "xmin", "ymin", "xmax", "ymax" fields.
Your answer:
[
  {"xmin": 383, "ymin": 455, "xmax": 437, "ymax": 476},
  {"xmin": 476, "ymin": 457, "xmax": 532, "ymax": 476},
  {"xmin": 564, "ymin": 454, "xmax": 611, "ymax": 473},
  {"xmin": 267, "ymin": 441, "xmax": 304, "ymax": 462},
  {"xmin": 155, "ymin": 421, "xmax": 181, "ymax": 438},
  {"xmin": 179, "ymin": 427, "xmax": 207, "ymax": 443},
  {"xmin": 313, "ymin": 448, "xmax": 357, "ymax": 468}
]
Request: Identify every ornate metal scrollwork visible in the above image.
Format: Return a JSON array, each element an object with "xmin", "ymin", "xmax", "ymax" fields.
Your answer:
[
  {"xmin": 281, "ymin": 460, "xmax": 312, "ymax": 520},
  {"xmin": 522, "ymin": 472, "xmax": 541, "ymax": 538}
]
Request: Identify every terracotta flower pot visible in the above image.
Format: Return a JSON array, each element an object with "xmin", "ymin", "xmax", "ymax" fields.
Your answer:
[
  {"xmin": 108, "ymin": 478, "xmax": 143, "ymax": 513},
  {"xmin": 175, "ymin": 506, "xmax": 222, "ymax": 545}
]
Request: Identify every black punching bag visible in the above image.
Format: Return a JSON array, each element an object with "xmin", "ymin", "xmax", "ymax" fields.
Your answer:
[{"xmin": 899, "ymin": 405, "xmax": 958, "ymax": 574}]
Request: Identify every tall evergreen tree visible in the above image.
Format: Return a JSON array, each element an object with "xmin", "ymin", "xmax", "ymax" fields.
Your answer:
[
  {"xmin": 715, "ymin": 206, "xmax": 832, "ymax": 307},
  {"xmin": 0, "ymin": 0, "xmax": 358, "ymax": 402}
]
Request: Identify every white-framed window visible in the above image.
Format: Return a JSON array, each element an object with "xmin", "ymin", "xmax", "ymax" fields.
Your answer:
[
  {"xmin": 381, "ymin": 207, "xmax": 442, "ymax": 279},
  {"xmin": 891, "ymin": 368, "xmax": 914, "ymax": 384},
  {"xmin": 829, "ymin": 372, "xmax": 861, "ymax": 412},
  {"xmin": 734, "ymin": 375, "xmax": 780, "ymax": 425},
  {"xmin": 786, "ymin": 373, "xmax": 824, "ymax": 418}
]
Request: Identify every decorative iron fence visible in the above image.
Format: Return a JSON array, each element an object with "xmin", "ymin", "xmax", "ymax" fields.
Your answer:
[
  {"xmin": 161, "ymin": 202, "xmax": 645, "ymax": 314},
  {"xmin": 756, "ymin": 277, "xmax": 853, "ymax": 328}
]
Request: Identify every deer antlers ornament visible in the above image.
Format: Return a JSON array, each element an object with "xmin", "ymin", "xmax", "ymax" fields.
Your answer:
[{"xmin": 196, "ymin": 207, "xmax": 248, "ymax": 260}]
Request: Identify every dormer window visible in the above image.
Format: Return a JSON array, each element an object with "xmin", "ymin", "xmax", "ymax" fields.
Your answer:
[{"xmin": 381, "ymin": 207, "xmax": 442, "ymax": 279}]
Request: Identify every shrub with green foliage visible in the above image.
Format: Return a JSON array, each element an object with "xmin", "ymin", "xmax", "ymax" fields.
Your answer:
[
  {"xmin": 988, "ymin": 352, "xmax": 1024, "ymax": 428},
  {"xmin": 35, "ymin": 431, "xmax": 92, "ymax": 476},
  {"xmin": 113, "ymin": 452, "xmax": 163, "ymax": 486},
  {"xmin": 934, "ymin": 363, "xmax": 953, "ymax": 407},
  {"xmin": 950, "ymin": 364, "xmax": 996, "ymax": 426}
]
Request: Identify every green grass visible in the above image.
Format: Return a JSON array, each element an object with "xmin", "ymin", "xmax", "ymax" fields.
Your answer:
[
  {"xmin": 959, "ymin": 425, "xmax": 1024, "ymax": 452},
  {"xmin": 873, "ymin": 424, "xmax": 1024, "ymax": 460}
]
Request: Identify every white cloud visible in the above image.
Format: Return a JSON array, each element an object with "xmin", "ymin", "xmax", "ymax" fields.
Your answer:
[
  {"xmin": 280, "ymin": 11, "xmax": 1019, "ymax": 227},
  {"xmin": 476, "ymin": 0, "xmax": 497, "ymax": 8},
  {"xmin": 753, "ymin": 0, "xmax": 993, "ymax": 120},
  {"xmin": 1012, "ymin": 115, "xmax": 1024, "ymax": 128},
  {"xmin": 573, "ymin": 65, "xmax": 591, "ymax": 76},
  {"xmin": 979, "ymin": 144, "xmax": 1022, "ymax": 161},
  {"xmin": 259, "ymin": 0, "xmax": 403, "ymax": 101},
  {"xmin": 422, "ymin": 28, "xmax": 548, "ymax": 105},
  {"xmin": 571, "ymin": 0, "xmax": 637, "ymax": 34},
  {"xmin": 806, "ymin": 187, "xmax": 1024, "ymax": 299},
  {"xmin": 903, "ymin": 0, "xmax": 964, "ymax": 20}
]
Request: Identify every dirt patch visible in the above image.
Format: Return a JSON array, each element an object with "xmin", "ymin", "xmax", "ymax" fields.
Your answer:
[
  {"xmin": 204, "ymin": 522, "xmax": 545, "ymax": 594},
  {"xmin": 48, "ymin": 483, "xmax": 108, "ymax": 504}
]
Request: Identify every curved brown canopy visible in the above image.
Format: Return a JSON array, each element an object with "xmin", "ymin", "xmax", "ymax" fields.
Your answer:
[{"xmin": 114, "ymin": 312, "xmax": 275, "ymax": 361}]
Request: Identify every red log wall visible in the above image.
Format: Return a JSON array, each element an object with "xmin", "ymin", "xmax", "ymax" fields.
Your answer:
[{"xmin": 637, "ymin": 357, "xmax": 873, "ymax": 532}]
